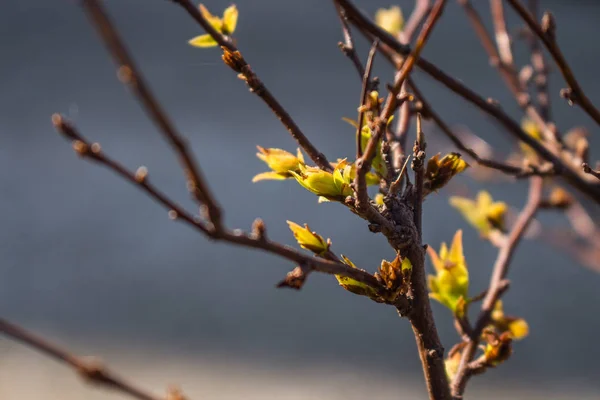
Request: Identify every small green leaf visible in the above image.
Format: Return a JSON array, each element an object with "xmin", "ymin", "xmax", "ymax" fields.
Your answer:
[
  {"xmin": 188, "ymin": 34, "xmax": 219, "ymax": 48},
  {"xmin": 222, "ymin": 5, "xmax": 239, "ymax": 34}
]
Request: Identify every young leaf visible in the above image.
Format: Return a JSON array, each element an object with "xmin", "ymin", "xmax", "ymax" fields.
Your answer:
[
  {"xmin": 427, "ymin": 230, "xmax": 469, "ymax": 313},
  {"xmin": 449, "ymin": 191, "xmax": 507, "ymax": 237},
  {"xmin": 287, "ymin": 221, "xmax": 330, "ymax": 255}
]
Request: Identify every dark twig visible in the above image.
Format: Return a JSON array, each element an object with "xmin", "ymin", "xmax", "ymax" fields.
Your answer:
[
  {"xmin": 391, "ymin": 0, "xmax": 432, "ymax": 175},
  {"xmin": 82, "ymin": 0, "xmax": 222, "ymax": 229},
  {"xmin": 402, "ymin": 0, "xmax": 433, "ymax": 43},
  {"xmin": 356, "ymin": 40, "xmax": 379, "ymax": 158},
  {"xmin": 451, "ymin": 176, "xmax": 544, "ymax": 398},
  {"xmin": 170, "ymin": 0, "xmax": 331, "ymax": 171},
  {"xmin": 334, "ymin": 1, "xmax": 366, "ymax": 81},
  {"xmin": 336, "ymin": 0, "xmax": 600, "ymax": 202},
  {"xmin": 356, "ymin": 0, "xmax": 446, "ymax": 211},
  {"xmin": 410, "ymin": 81, "xmax": 554, "ymax": 178},
  {"xmin": 458, "ymin": 0, "xmax": 559, "ymax": 145},
  {"xmin": 0, "ymin": 318, "xmax": 164, "ymax": 400},
  {"xmin": 52, "ymin": 115, "xmax": 384, "ymax": 290},
  {"xmin": 413, "ymin": 113, "xmax": 426, "ymax": 237},
  {"xmin": 506, "ymin": 0, "xmax": 600, "ymax": 126}
]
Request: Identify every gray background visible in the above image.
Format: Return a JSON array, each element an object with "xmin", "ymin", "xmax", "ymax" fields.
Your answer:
[{"xmin": 1, "ymin": 0, "xmax": 599, "ymax": 398}]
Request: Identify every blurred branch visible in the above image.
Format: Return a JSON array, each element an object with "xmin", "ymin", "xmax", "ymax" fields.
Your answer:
[
  {"xmin": 458, "ymin": 0, "xmax": 559, "ymax": 145},
  {"xmin": 451, "ymin": 176, "xmax": 544, "ymax": 398},
  {"xmin": 391, "ymin": 0, "xmax": 432, "ymax": 174},
  {"xmin": 335, "ymin": 0, "xmax": 600, "ymax": 203},
  {"xmin": 410, "ymin": 81, "xmax": 555, "ymax": 178},
  {"xmin": 82, "ymin": 0, "xmax": 222, "ymax": 228},
  {"xmin": 506, "ymin": 0, "xmax": 600, "ymax": 126},
  {"xmin": 413, "ymin": 114, "xmax": 426, "ymax": 237},
  {"xmin": 583, "ymin": 162, "xmax": 600, "ymax": 181},
  {"xmin": 0, "ymin": 318, "xmax": 165, "ymax": 400},
  {"xmin": 526, "ymin": 0, "xmax": 551, "ymax": 121}
]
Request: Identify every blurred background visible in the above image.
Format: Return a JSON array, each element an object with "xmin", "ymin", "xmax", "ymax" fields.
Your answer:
[{"xmin": 1, "ymin": 0, "xmax": 599, "ymax": 398}]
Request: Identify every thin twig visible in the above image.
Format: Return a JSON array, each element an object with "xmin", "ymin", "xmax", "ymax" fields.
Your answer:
[
  {"xmin": 413, "ymin": 114, "xmax": 426, "ymax": 237},
  {"xmin": 390, "ymin": 0, "xmax": 432, "ymax": 175},
  {"xmin": 335, "ymin": 0, "xmax": 600, "ymax": 202},
  {"xmin": 401, "ymin": 0, "xmax": 433, "ymax": 43},
  {"xmin": 0, "ymin": 318, "xmax": 164, "ymax": 400},
  {"xmin": 458, "ymin": 0, "xmax": 559, "ymax": 145},
  {"xmin": 410, "ymin": 81, "xmax": 554, "ymax": 178},
  {"xmin": 52, "ymin": 115, "xmax": 384, "ymax": 290},
  {"xmin": 170, "ymin": 0, "xmax": 332, "ymax": 171},
  {"xmin": 356, "ymin": 40, "xmax": 379, "ymax": 158},
  {"xmin": 506, "ymin": 0, "xmax": 600, "ymax": 126},
  {"xmin": 451, "ymin": 176, "xmax": 544, "ymax": 398},
  {"xmin": 82, "ymin": 0, "xmax": 222, "ymax": 229},
  {"xmin": 527, "ymin": 0, "xmax": 551, "ymax": 121},
  {"xmin": 333, "ymin": 1, "xmax": 366, "ymax": 81}
]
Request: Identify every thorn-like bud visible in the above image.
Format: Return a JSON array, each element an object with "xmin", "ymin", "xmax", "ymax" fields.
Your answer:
[
  {"xmin": 117, "ymin": 65, "xmax": 134, "ymax": 84},
  {"xmin": 541, "ymin": 12, "xmax": 556, "ymax": 39},
  {"xmin": 168, "ymin": 210, "xmax": 178, "ymax": 220},
  {"xmin": 251, "ymin": 218, "xmax": 267, "ymax": 240},
  {"xmin": 276, "ymin": 266, "xmax": 308, "ymax": 290},
  {"xmin": 72, "ymin": 140, "xmax": 88, "ymax": 156},
  {"xmin": 135, "ymin": 166, "xmax": 148, "ymax": 183},
  {"xmin": 51, "ymin": 113, "xmax": 63, "ymax": 127}
]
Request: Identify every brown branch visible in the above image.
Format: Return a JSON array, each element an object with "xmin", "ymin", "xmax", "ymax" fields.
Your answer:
[
  {"xmin": 333, "ymin": 1, "xmax": 366, "ymax": 81},
  {"xmin": 506, "ymin": 0, "xmax": 600, "ymax": 126},
  {"xmin": 451, "ymin": 176, "xmax": 544, "ymax": 398},
  {"xmin": 356, "ymin": 40, "xmax": 379, "ymax": 158},
  {"xmin": 527, "ymin": 0, "xmax": 551, "ymax": 121},
  {"xmin": 402, "ymin": 0, "xmax": 433, "ymax": 43},
  {"xmin": 81, "ymin": 0, "xmax": 222, "ymax": 229},
  {"xmin": 489, "ymin": 0, "xmax": 513, "ymax": 67},
  {"xmin": 52, "ymin": 115, "xmax": 384, "ymax": 291},
  {"xmin": 410, "ymin": 81, "xmax": 554, "ymax": 178},
  {"xmin": 335, "ymin": 0, "xmax": 600, "ymax": 203},
  {"xmin": 458, "ymin": 0, "xmax": 559, "ymax": 145},
  {"xmin": 356, "ymin": 0, "xmax": 446, "ymax": 210},
  {"xmin": 390, "ymin": 0, "xmax": 432, "ymax": 174},
  {"xmin": 413, "ymin": 113, "xmax": 426, "ymax": 237},
  {"xmin": 169, "ymin": 0, "xmax": 332, "ymax": 171},
  {"xmin": 0, "ymin": 318, "xmax": 164, "ymax": 400}
]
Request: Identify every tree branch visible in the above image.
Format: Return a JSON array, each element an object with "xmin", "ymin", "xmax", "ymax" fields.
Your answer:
[
  {"xmin": 451, "ymin": 176, "xmax": 544, "ymax": 398},
  {"xmin": 356, "ymin": 40, "xmax": 379, "ymax": 158},
  {"xmin": 52, "ymin": 115, "xmax": 384, "ymax": 291},
  {"xmin": 458, "ymin": 0, "xmax": 559, "ymax": 145},
  {"xmin": 410, "ymin": 81, "xmax": 555, "ymax": 178},
  {"xmin": 526, "ymin": 0, "xmax": 552, "ymax": 121},
  {"xmin": 169, "ymin": 0, "xmax": 332, "ymax": 171},
  {"xmin": 335, "ymin": 0, "xmax": 600, "ymax": 203},
  {"xmin": 506, "ymin": 0, "xmax": 600, "ymax": 126},
  {"xmin": 82, "ymin": 0, "xmax": 222, "ymax": 228},
  {"xmin": 0, "ymin": 318, "xmax": 165, "ymax": 400}
]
